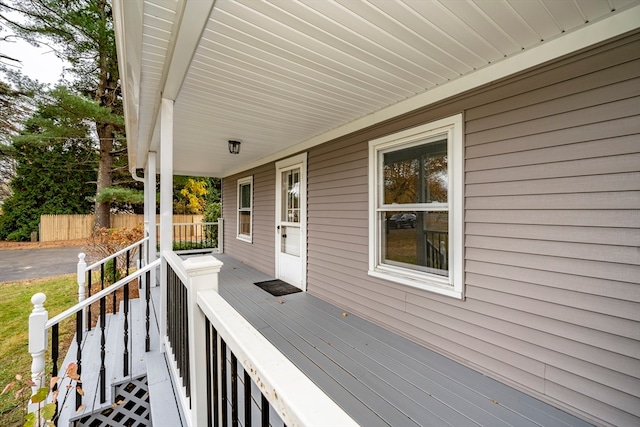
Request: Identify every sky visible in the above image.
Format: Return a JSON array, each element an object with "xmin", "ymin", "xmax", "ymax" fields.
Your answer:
[{"xmin": 1, "ymin": 36, "xmax": 66, "ymax": 85}]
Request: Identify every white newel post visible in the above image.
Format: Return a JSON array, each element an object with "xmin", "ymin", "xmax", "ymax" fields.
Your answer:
[
  {"xmin": 77, "ymin": 253, "xmax": 86, "ymax": 303},
  {"xmin": 28, "ymin": 293, "xmax": 48, "ymax": 412},
  {"xmin": 184, "ymin": 255, "xmax": 223, "ymax": 427}
]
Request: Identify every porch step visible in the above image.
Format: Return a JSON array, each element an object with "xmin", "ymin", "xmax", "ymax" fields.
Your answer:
[
  {"xmin": 51, "ymin": 291, "xmax": 184, "ymax": 426},
  {"xmin": 54, "ymin": 310, "xmax": 121, "ymax": 426},
  {"xmin": 145, "ymin": 287, "xmax": 186, "ymax": 427},
  {"xmin": 53, "ymin": 292, "xmax": 185, "ymax": 427},
  {"xmin": 113, "ymin": 298, "xmax": 147, "ymax": 384}
]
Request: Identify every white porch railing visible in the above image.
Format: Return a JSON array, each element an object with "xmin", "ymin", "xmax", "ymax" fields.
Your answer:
[
  {"xmin": 163, "ymin": 251, "xmax": 358, "ymax": 427},
  {"xmin": 157, "ymin": 218, "xmax": 224, "ymax": 255}
]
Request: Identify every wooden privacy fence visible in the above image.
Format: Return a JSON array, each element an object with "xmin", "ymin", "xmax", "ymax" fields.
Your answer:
[{"xmin": 39, "ymin": 214, "xmax": 203, "ymax": 242}]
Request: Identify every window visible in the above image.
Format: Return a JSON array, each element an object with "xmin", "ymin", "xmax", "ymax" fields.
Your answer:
[
  {"xmin": 237, "ymin": 176, "xmax": 253, "ymax": 242},
  {"xmin": 368, "ymin": 114, "xmax": 464, "ymax": 299}
]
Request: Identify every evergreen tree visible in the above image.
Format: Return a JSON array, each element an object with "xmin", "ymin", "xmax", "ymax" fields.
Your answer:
[
  {"xmin": 0, "ymin": 87, "xmax": 119, "ymax": 240},
  {"xmin": 2, "ymin": 0, "xmax": 125, "ymax": 228},
  {"xmin": 0, "ymin": 136, "xmax": 95, "ymax": 240},
  {"xmin": 0, "ymin": 71, "xmax": 41, "ymax": 203}
]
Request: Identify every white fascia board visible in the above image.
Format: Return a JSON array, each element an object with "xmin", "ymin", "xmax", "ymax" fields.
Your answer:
[
  {"xmin": 221, "ymin": 4, "xmax": 640, "ymax": 178},
  {"xmin": 162, "ymin": 0, "xmax": 216, "ymax": 100},
  {"xmin": 113, "ymin": 0, "xmax": 143, "ymax": 172},
  {"xmin": 145, "ymin": 0, "xmax": 216, "ymax": 170}
]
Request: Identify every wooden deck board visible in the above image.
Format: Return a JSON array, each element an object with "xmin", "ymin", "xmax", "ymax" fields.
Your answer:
[
  {"xmin": 220, "ymin": 268, "xmax": 401, "ymax": 426},
  {"xmin": 283, "ymin": 293, "xmax": 573, "ymax": 427},
  {"xmin": 219, "ymin": 261, "xmax": 462, "ymax": 426},
  {"xmin": 303, "ymin": 296, "xmax": 592, "ymax": 427},
  {"xmin": 222, "ymin": 274, "xmax": 471, "ymax": 426},
  {"xmin": 215, "ymin": 254, "xmax": 592, "ymax": 427},
  {"xmin": 272, "ymin": 295, "xmax": 506, "ymax": 427}
]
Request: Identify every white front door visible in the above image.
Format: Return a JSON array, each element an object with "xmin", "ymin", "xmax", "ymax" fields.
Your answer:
[{"xmin": 275, "ymin": 154, "xmax": 307, "ymax": 290}]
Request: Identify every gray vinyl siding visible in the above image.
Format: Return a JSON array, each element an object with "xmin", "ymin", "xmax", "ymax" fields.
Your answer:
[
  {"xmin": 222, "ymin": 162, "xmax": 276, "ymax": 276},
  {"xmin": 305, "ymin": 32, "xmax": 640, "ymax": 427},
  {"xmin": 221, "ymin": 32, "xmax": 640, "ymax": 426}
]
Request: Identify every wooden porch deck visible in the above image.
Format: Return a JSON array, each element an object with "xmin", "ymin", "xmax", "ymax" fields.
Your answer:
[{"xmin": 214, "ymin": 254, "xmax": 592, "ymax": 427}]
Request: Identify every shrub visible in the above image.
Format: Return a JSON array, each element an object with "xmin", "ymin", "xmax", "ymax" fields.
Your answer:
[{"xmin": 84, "ymin": 224, "xmax": 144, "ymax": 283}]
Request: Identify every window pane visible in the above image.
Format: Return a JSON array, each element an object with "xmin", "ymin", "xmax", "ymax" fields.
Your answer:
[
  {"xmin": 281, "ymin": 169, "xmax": 300, "ymax": 222},
  {"xmin": 383, "ymin": 211, "xmax": 448, "ymax": 276},
  {"xmin": 240, "ymin": 183, "xmax": 251, "ymax": 209},
  {"xmin": 280, "ymin": 225, "xmax": 300, "ymax": 256},
  {"xmin": 239, "ymin": 211, "xmax": 251, "ymax": 235},
  {"xmin": 383, "ymin": 139, "xmax": 447, "ymax": 204}
]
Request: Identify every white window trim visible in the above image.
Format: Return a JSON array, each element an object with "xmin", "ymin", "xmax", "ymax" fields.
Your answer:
[
  {"xmin": 368, "ymin": 114, "xmax": 464, "ymax": 299},
  {"xmin": 237, "ymin": 175, "xmax": 253, "ymax": 243}
]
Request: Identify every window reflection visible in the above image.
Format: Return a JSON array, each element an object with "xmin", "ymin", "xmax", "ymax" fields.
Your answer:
[
  {"xmin": 383, "ymin": 140, "xmax": 447, "ymax": 205},
  {"xmin": 383, "ymin": 211, "xmax": 448, "ymax": 276}
]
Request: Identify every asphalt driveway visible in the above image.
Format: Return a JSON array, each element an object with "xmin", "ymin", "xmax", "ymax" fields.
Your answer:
[{"xmin": 0, "ymin": 246, "xmax": 85, "ymax": 283}]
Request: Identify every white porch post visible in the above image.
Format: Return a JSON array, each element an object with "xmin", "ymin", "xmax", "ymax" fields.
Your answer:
[
  {"xmin": 184, "ymin": 256, "xmax": 223, "ymax": 427},
  {"xmin": 159, "ymin": 98, "xmax": 173, "ymax": 351},
  {"xmin": 147, "ymin": 151, "xmax": 157, "ymax": 287}
]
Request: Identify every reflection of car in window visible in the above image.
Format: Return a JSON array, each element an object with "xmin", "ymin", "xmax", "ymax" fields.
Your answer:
[{"xmin": 388, "ymin": 213, "xmax": 416, "ymax": 229}]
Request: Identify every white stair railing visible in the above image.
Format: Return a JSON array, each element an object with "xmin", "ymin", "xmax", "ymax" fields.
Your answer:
[{"xmin": 26, "ymin": 240, "xmax": 160, "ymax": 422}]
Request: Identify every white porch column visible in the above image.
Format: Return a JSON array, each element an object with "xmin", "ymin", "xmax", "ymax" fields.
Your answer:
[
  {"xmin": 159, "ymin": 98, "xmax": 174, "ymax": 351},
  {"xmin": 146, "ymin": 151, "xmax": 157, "ymax": 287},
  {"xmin": 184, "ymin": 255, "xmax": 223, "ymax": 427}
]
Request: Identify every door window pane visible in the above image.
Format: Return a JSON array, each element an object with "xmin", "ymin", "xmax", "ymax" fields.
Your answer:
[
  {"xmin": 281, "ymin": 168, "xmax": 300, "ymax": 222},
  {"xmin": 281, "ymin": 225, "xmax": 300, "ymax": 256}
]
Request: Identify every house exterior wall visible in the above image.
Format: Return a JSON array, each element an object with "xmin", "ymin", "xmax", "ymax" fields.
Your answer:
[
  {"xmin": 222, "ymin": 33, "xmax": 640, "ymax": 426},
  {"xmin": 222, "ymin": 162, "xmax": 276, "ymax": 277}
]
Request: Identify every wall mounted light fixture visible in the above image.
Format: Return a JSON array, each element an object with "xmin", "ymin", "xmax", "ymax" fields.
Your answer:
[{"xmin": 228, "ymin": 140, "xmax": 241, "ymax": 154}]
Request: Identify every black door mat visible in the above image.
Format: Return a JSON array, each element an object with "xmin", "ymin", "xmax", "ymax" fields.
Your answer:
[{"xmin": 254, "ymin": 279, "xmax": 302, "ymax": 297}]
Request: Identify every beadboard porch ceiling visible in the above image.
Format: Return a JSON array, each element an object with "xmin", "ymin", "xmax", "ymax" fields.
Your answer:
[{"xmin": 114, "ymin": 0, "xmax": 640, "ymax": 178}]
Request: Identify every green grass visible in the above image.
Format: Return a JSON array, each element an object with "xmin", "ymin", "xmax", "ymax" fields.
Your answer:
[
  {"xmin": 386, "ymin": 228, "xmax": 419, "ymax": 264},
  {"xmin": 0, "ymin": 275, "xmax": 77, "ymax": 427}
]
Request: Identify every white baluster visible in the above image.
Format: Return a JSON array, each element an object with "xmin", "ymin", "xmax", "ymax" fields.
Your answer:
[
  {"xmin": 439, "ymin": 241, "xmax": 447, "ymax": 270},
  {"xmin": 217, "ymin": 218, "xmax": 224, "ymax": 253},
  {"xmin": 28, "ymin": 293, "xmax": 48, "ymax": 411}
]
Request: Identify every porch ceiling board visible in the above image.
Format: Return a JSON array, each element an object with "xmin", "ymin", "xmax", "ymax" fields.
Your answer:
[{"xmin": 116, "ymin": 0, "xmax": 640, "ymax": 177}]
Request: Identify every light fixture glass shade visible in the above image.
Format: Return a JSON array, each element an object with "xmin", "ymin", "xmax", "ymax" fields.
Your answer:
[{"xmin": 228, "ymin": 140, "xmax": 241, "ymax": 154}]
